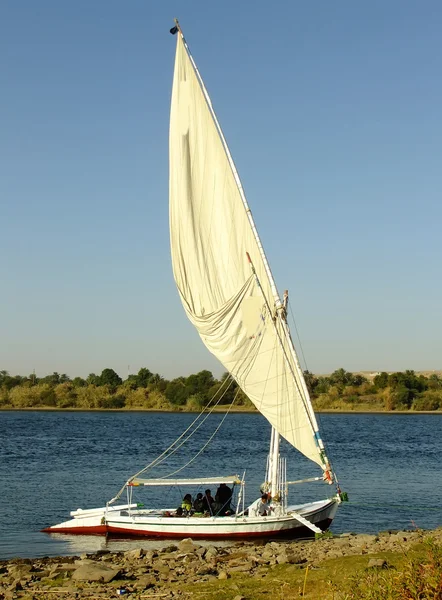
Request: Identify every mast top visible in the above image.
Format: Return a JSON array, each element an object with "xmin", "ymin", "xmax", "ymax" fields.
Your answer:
[{"xmin": 170, "ymin": 19, "xmax": 181, "ymax": 36}]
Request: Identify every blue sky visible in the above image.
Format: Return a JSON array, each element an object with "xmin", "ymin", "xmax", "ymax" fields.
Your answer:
[{"xmin": 1, "ymin": 0, "xmax": 441, "ymax": 380}]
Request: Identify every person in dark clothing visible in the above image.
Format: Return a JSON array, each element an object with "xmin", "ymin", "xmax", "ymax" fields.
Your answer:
[
  {"xmin": 214, "ymin": 483, "xmax": 232, "ymax": 515},
  {"xmin": 193, "ymin": 493, "xmax": 204, "ymax": 513},
  {"xmin": 202, "ymin": 489, "xmax": 214, "ymax": 514}
]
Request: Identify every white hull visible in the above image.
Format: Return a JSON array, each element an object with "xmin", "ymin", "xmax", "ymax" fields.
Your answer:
[{"xmin": 43, "ymin": 498, "xmax": 339, "ymax": 539}]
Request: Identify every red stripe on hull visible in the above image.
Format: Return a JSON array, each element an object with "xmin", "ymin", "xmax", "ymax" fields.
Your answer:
[
  {"xmin": 41, "ymin": 525, "xmax": 108, "ymax": 535},
  {"xmin": 106, "ymin": 518, "xmax": 332, "ymax": 540},
  {"xmin": 43, "ymin": 518, "xmax": 332, "ymax": 540}
]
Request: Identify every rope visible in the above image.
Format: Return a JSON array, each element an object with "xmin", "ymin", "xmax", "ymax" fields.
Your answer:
[
  {"xmin": 107, "ymin": 374, "xmax": 236, "ymax": 505},
  {"xmin": 161, "ymin": 388, "xmax": 240, "ymax": 478}
]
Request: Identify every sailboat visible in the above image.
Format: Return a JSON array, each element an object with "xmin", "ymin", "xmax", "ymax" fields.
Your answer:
[{"xmin": 43, "ymin": 21, "xmax": 345, "ymax": 540}]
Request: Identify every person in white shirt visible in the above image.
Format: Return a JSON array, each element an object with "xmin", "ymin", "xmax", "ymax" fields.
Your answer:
[{"xmin": 257, "ymin": 494, "xmax": 271, "ymax": 516}]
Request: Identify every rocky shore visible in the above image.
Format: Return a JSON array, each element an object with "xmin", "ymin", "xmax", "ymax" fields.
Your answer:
[{"xmin": 1, "ymin": 528, "xmax": 441, "ymax": 599}]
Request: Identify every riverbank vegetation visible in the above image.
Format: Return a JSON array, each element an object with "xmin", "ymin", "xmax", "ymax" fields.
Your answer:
[{"xmin": 0, "ymin": 367, "xmax": 441, "ymax": 412}]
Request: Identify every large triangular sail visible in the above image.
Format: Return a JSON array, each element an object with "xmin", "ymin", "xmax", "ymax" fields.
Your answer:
[{"xmin": 169, "ymin": 27, "xmax": 331, "ymax": 475}]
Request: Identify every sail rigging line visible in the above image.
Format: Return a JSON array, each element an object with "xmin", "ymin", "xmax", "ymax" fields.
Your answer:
[
  {"xmin": 107, "ymin": 374, "xmax": 236, "ymax": 506},
  {"xmin": 128, "ymin": 375, "xmax": 235, "ymax": 474},
  {"xmin": 246, "ymin": 251, "xmax": 329, "ymax": 470},
  {"xmin": 173, "ymin": 22, "xmax": 282, "ymax": 311},
  {"xmin": 160, "ymin": 389, "xmax": 239, "ymax": 479},
  {"xmin": 109, "ymin": 329, "xmax": 267, "ymax": 506},
  {"xmin": 288, "ymin": 299, "xmax": 309, "ymax": 377},
  {"xmin": 286, "ymin": 300, "xmax": 341, "ymax": 490},
  {"xmin": 142, "ymin": 329, "xmax": 267, "ymax": 480},
  {"xmin": 143, "ymin": 330, "xmax": 268, "ymax": 476}
]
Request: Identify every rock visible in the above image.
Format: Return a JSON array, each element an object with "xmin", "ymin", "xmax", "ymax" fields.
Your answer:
[
  {"xmin": 218, "ymin": 570, "xmax": 230, "ymax": 580},
  {"xmin": 227, "ymin": 561, "xmax": 255, "ymax": 573},
  {"xmin": 154, "ymin": 565, "xmax": 171, "ymax": 577},
  {"xmin": 162, "ymin": 544, "xmax": 178, "ymax": 553},
  {"xmin": 178, "ymin": 538, "xmax": 201, "ymax": 553},
  {"xmin": 72, "ymin": 562, "xmax": 121, "ymax": 583},
  {"xmin": 74, "ymin": 558, "xmax": 98, "ymax": 566},
  {"xmin": 196, "ymin": 565, "xmax": 216, "ymax": 576},
  {"xmin": 261, "ymin": 549, "xmax": 275, "ymax": 560},
  {"xmin": 249, "ymin": 555, "xmax": 270, "ymax": 565},
  {"xmin": 144, "ymin": 550, "xmax": 157, "ymax": 562},
  {"xmin": 204, "ymin": 546, "xmax": 219, "ymax": 559},
  {"xmin": 276, "ymin": 553, "xmax": 289, "ymax": 564},
  {"xmin": 367, "ymin": 558, "xmax": 388, "ymax": 569},
  {"xmin": 7, "ymin": 579, "xmax": 22, "ymax": 592},
  {"xmin": 233, "ymin": 596, "xmax": 246, "ymax": 600},
  {"xmin": 8, "ymin": 564, "xmax": 33, "ymax": 579},
  {"xmin": 133, "ymin": 574, "xmax": 156, "ymax": 590},
  {"xmin": 125, "ymin": 548, "xmax": 145, "ymax": 560}
]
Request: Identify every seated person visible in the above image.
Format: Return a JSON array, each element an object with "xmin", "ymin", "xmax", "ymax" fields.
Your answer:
[
  {"xmin": 181, "ymin": 493, "xmax": 192, "ymax": 515},
  {"xmin": 214, "ymin": 483, "xmax": 232, "ymax": 515},
  {"xmin": 257, "ymin": 494, "xmax": 271, "ymax": 516},
  {"xmin": 193, "ymin": 493, "xmax": 204, "ymax": 513},
  {"xmin": 202, "ymin": 489, "xmax": 214, "ymax": 514},
  {"xmin": 174, "ymin": 506, "xmax": 184, "ymax": 517},
  {"xmin": 249, "ymin": 494, "xmax": 272, "ymax": 517}
]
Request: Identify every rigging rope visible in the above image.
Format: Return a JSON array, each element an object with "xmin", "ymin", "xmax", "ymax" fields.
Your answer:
[
  {"xmin": 107, "ymin": 373, "xmax": 236, "ymax": 505},
  {"xmin": 161, "ymin": 388, "xmax": 240, "ymax": 478}
]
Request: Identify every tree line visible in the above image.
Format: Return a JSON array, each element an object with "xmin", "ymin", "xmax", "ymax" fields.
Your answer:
[
  {"xmin": 0, "ymin": 367, "xmax": 441, "ymax": 411},
  {"xmin": 0, "ymin": 368, "xmax": 250, "ymax": 410}
]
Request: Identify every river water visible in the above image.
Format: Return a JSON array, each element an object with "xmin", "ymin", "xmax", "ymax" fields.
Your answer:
[{"xmin": 0, "ymin": 411, "xmax": 440, "ymax": 559}]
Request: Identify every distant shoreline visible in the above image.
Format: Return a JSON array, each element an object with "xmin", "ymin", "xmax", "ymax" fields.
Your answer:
[{"xmin": 1, "ymin": 407, "xmax": 441, "ymax": 415}]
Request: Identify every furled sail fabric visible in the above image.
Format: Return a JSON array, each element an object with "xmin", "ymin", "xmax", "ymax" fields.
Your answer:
[{"xmin": 169, "ymin": 34, "xmax": 324, "ymax": 469}]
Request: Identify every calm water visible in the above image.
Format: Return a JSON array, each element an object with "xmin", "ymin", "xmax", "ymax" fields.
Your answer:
[{"xmin": 0, "ymin": 411, "xmax": 441, "ymax": 559}]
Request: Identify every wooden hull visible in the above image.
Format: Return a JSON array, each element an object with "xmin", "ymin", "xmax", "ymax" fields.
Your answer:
[{"xmin": 43, "ymin": 498, "xmax": 338, "ymax": 540}]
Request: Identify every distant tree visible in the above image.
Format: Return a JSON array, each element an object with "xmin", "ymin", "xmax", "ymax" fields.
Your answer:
[
  {"xmin": 315, "ymin": 377, "xmax": 330, "ymax": 394},
  {"xmin": 373, "ymin": 372, "xmax": 389, "ymax": 389},
  {"xmin": 428, "ymin": 374, "xmax": 442, "ymax": 390},
  {"xmin": 54, "ymin": 383, "xmax": 77, "ymax": 408},
  {"xmin": 1, "ymin": 374, "xmax": 25, "ymax": 390},
  {"xmin": 40, "ymin": 372, "xmax": 61, "ymax": 385},
  {"xmin": 303, "ymin": 370, "xmax": 318, "ymax": 396},
  {"xmin": 136, "ymin": 368, "xmax": 153, "ymax": 388},
  {"xmin": 99, "ymin": 369, "xmax": 122, "ymax": 391},
  {"xmin": 72, "ymin": 377, "xmax": 86, "ymax": 388},
  {"xmin": 352, "ymin": 374, "xmax": 368, "ymax": 387},
  {"xmin": 86, "ymin": 373, "xmax": 100, "ymax": 385},
  {"xmin": 329, "ymin": 368, "xmax": 353, "ymax": 387},
  {"xmin": 165, "ymin": 377, "xmax": 189, "ymax": 405}
]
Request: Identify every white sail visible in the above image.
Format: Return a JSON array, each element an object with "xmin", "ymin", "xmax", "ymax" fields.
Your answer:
[{"xmin": 169, "ymin": 33, "xmax": 328, "ymax": 471}]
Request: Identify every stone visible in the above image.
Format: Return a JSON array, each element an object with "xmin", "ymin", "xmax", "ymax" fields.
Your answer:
[
  {"xmin": 124, "ymin": 548, "xmax": 144, "ymax": 560},
  {"xmin": 227, "ymin": 561, "xmax": 255, "ymax": 573},
  {"xmin": 196, "ymin": 565, "xmax": 216, "ymax": 576},
  {"xmin": 218, "ymin": 570, "xmax": 230, "ymax": 580},
  {"xmin": 178, "ymin": 538, "xmax": 201, "ymax": 553},
  {"xmin": 72, "ymin": 562, "xmax": 121, "ymax": 583},
  {"xmin": 133, "ymin": 574, "xmax": 156, "ymax": 590},
  {"xmin": 204, "ymin": 545, "xmax": 219, "ymax": 559},
  {"xmin": 367, "ymin": 558, "xmax": 388, "ymax": 569}
]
